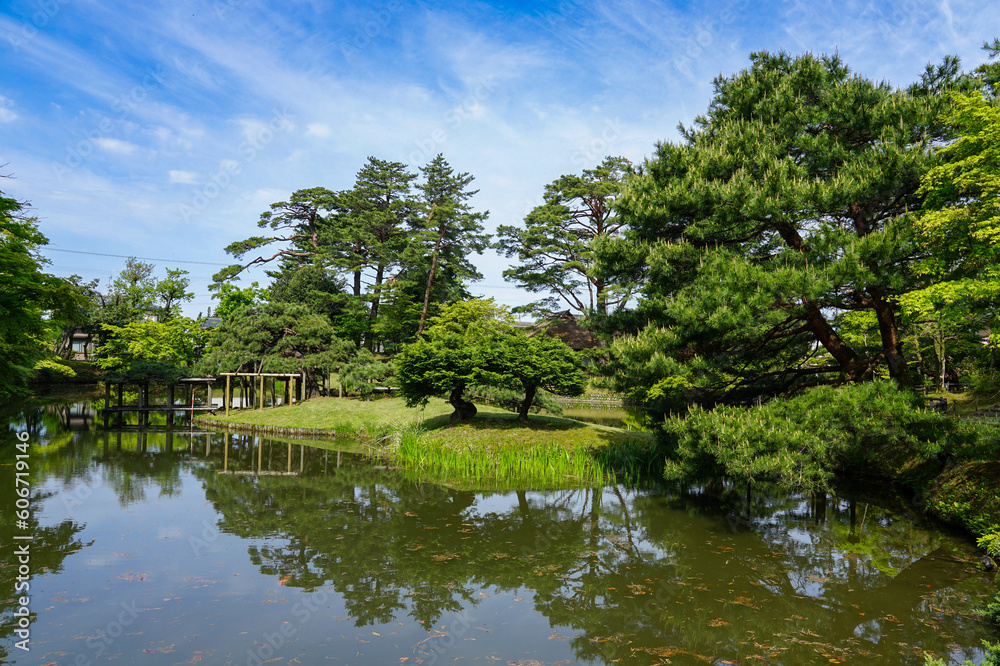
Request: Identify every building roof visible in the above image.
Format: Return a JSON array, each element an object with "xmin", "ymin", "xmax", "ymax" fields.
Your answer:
[{"xmin": 527, "ymin": 310, "xmax": 602, "ymax": 350}]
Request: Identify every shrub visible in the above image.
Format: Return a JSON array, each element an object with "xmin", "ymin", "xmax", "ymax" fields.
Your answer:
[{"xmin": 660, "ymin": 381, "xmax": 964, "ymax": 491}]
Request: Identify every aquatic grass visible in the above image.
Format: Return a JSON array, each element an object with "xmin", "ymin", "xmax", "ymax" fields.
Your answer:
[{"xmin": 391, "ymin": 429, "xmax": 607, "ymax": 487}]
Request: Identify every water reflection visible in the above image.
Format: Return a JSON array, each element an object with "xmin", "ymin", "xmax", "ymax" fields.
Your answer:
[{"xmin": 1, "ymin": 398, "xmax": 998, "ymax": 665}]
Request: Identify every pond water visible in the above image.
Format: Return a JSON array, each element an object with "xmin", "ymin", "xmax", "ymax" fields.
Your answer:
[{"xmin": 2, "ymin": 395, "xmax": 999, "ymax": 665}]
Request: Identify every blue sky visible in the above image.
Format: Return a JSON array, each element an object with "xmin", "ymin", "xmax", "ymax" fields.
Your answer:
[{"xmin": 1, "ymin": 0, "xmax": 997, "ymax": 317}]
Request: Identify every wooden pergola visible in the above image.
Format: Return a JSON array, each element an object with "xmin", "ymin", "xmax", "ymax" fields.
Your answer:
[{"xmin": 219, "ymin": 372, "xmax": 305, "ymax": 416}]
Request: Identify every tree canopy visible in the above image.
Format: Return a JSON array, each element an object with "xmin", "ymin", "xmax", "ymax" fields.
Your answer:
[
  {"xmin": 395, "ymin": 299, "xmax": 585, "ymax": 422},
  {"xmin": 600, "ymin": 51, "xmax": 967, "ymax": 408},
  {"xmin": 0, "ymin": 187, "xmax": 82, "ymax": 398},
  {"xmin": 497, "ymin": 156, "xmax": 635, "ymax": 317},
  {"xmin": 213, "ymin": 155, "xmax": 490, "ymax": 351}
]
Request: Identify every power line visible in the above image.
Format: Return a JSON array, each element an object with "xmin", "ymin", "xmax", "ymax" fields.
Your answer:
[{"xmin": 44, "ymin": 247, "xmax": 230, "ymax": 266}]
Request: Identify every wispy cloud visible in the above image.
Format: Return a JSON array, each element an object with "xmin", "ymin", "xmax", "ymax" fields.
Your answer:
[
  {"xmin": 168, "ymin": 169, "xmax": 199, "ymax": 184},
  {"xmin": 0, "ymin": 95, "xmax": 17, "ymax": 122},
  {"xmin": 95, "ymin": 137, "xmax": 140, "ymax": 155}
]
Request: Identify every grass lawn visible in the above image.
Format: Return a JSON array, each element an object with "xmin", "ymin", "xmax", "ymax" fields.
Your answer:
[{"xmin": 203, "ymin": 395, "xmax": 455, "ymax": 436}]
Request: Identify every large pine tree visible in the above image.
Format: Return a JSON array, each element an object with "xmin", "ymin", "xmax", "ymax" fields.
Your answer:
[{"xmin": 604, "ymin": 51, "xmax": 960, "ymax": 406}]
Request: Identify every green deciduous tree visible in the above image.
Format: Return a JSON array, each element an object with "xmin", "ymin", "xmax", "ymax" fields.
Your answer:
[
  {"xmin": 491, "ymin": 333, "xmax": 586, "ymax": 422},
  {"xmin": 155, "ymin": 268, "xmax": 194, "ymax": 321},
  {"xmin": 604, "ymin": 52, "xmax": 960, "ymax": 407},
  {"xmin": 94, "ymin": 317, "xmax": 204, "ymax": 381},
  {"xmin": 211, "ymin": 281, "xmax": 268, "ymax": 319},
  {"xmin": 0, "ymin": 188, "xmax": 82, "ymax": 398},
  {"xmin": 498, "ymin": 156, "xmax": 635, "ymax": 316}
]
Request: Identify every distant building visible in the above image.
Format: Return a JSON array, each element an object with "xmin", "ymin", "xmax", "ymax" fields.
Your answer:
[
  {"xmin": 200, "ymin": 317, "xmax": 222, "ymax": 330},
  {"xmin": 64, "ymin": 330, "xmax": 96, "ymax": 360}
]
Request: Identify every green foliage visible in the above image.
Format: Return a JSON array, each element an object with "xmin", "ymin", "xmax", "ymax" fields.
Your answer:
[
  {"xmin": 211, "ymin": 281, "xmax": 268, "ymax": 319},
  {"xmin": 95, "ymin": 317, "xmax": 204, "ymax": 380},
  {"xmin": 497, "ymin": 156, "xmax": 634, "ymax": 316},
  {"xmin": 489, "ymin": 332, "xmax": 587, "ymax": 422},
  {"xmin": 604, "ymin": 51, "xmax": 965, "ymax": 406},
  {"xmin": 31, "ymin": 358, "xmax": 77, "ymax": 381},
  {"xmin": 661, "ymin": 381, "xmax": 963, "ymax": 491},
  {"xmin": 213, "ymin": 157, "xmax": 492, "ymax": 351},
  {"xmin": 984, "ymin": 593, "xmax": 1000, "ymax": 625},
  {"xmin": 338, "ymin": 349, "xmax": 396, "ymax": 400},
  {"xmin": 978, "ymin": 531, "xmax": 1000, "ymax": 559},
  {"xmin": 425, "ymin": 297, "xmax": 516, "ymax": 334},
  {"xmin": 395, "ymin": 328, "xmax": 482, "ymax": 417},
  {"xmin": 197, "ymin": 302, "xmax": 353, "ymax": 395},
  {"xmin": 961, "ymin": 358, "xmax": 1000, "ymax": 396},
  {"xmin": 0, "ymin": 188, "xmax": 85, "ymax": 398},
  {"xmin": 396, "ymin": 299, "xmax": 585, "ymax": 421},
  {"xmin": 409, "ymin": 154, "xmax": 491, "ymax": 337}
]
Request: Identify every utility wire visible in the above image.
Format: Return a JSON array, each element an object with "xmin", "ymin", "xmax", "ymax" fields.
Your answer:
[{"xmin": 45, "ymin": 247, "xmax": 229, "ymax": 266}]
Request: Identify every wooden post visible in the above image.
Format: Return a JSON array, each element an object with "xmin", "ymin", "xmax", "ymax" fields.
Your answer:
[
  {"xmin": 290, "ymin": 377, "xmax": 296, "ymax": 405},
  {"xmin": 225, "ymin": 375, "xmax": 231, "ymax": 416},
  {"xmin": 167, "ymin": 384, "xmax": 175, "ymax": 423},
  {"xmin": 259, "ymin": 375, "xmax": 264, "ymax": 410}
]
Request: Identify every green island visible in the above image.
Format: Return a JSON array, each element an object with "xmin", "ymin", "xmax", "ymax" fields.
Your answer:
[{"xmin": 198, "ymin": 395, "xmax": 655, "ymax": 487}]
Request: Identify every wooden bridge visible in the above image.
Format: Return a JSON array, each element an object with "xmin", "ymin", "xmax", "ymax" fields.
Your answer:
[{"xmin": 100, "ymin": 373, "xmax": 306, "ymax": 428}]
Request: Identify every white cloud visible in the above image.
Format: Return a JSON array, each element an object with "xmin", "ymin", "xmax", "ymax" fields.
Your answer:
[
  {"xmin": 305, "ymin": 123, "xmax": 332, "ymax": 137},
  {"xmin": 0, "ymin": 95, "xmax": 17, "ymax": 122},
  {"xmin": 95, "ymin": 137, "xmax": 139, "ymax": 154},
  {"xmin": 168, "ymin": 169, "xmax": 199, "ymax": 184}
]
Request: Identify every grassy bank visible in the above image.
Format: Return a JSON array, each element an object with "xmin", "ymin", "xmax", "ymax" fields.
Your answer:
[{"xmin": 200, "ymin": 396, "xmax": 656, "ymax": 487}]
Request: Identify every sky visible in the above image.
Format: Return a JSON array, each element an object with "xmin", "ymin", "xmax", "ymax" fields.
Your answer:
[{"xmin": 1, "ymin": 0, "xmax": 998, "ymax": 318}]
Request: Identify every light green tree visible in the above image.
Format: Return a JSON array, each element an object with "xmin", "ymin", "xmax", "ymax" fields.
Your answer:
[{"xmin": 95, "ymin": 317, "xmax": 204, "ymax": 381}]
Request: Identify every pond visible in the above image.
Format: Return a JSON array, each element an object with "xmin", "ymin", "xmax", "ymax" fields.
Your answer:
[{"xmin": 2, "ymin": 395, "xmax": 998, "ymax": 665}]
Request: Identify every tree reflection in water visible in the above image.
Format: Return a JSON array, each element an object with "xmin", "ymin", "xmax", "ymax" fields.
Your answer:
[{"xmin": 1, "ymin": 398, "xmax": 998, "ymax": 665}]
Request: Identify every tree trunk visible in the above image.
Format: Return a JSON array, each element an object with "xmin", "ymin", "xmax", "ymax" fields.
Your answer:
[
  {"xmin": 448, "ymin": 385, "xmax": 477, "ymax": 422},
  {"xmin": 870, "ymin": 287, "xmax": 913, "ymax": 389},
  {"xmin": 802, "ymin": 300, "xmax": 866, "ymax": 381},
  {"xmin": 417, "ymin": 207, "xmax": 442, "ymax": 338},
  {"xmin": 932, "ymin": 320, "xmax": 946, "ymax": 391},
  {"xmin": 418, "ymin": 234, "xmax": 443, "ymax": 337},
  {"xmin": 912, "ymin": 323, "xmax": 927, "ymax": 378},
  {"xmin": 517, "ymin": 384, "xmax": 537, "ymax": 422},
  {"xmin": 367, "ymin": 264, "xmax": 385, "ymax": 351}
]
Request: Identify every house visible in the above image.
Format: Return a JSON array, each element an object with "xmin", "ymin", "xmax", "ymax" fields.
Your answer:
[{"xmin": 63, "ymin": 330, "xmax": 96, "ymax": 360}]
